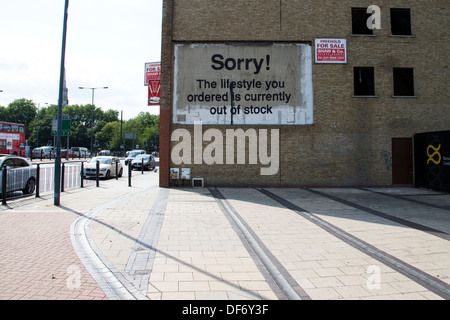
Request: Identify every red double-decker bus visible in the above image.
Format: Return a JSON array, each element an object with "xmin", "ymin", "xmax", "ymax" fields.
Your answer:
[{"xmin": 0, "ymin": 121, "xmax": 26, "ymax": 157}]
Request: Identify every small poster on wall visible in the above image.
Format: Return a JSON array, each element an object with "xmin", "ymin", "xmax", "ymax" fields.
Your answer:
[
  {"xmin": 315, "ymin": 38, "xmax": 347, "ymax": 64},
  {"xmin": 145, "ymin": 62, "xmax": 161, "ymax": 105}
]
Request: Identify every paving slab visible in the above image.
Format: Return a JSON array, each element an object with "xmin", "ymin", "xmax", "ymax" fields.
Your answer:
[{"xmin": 1, "ymin": 173, "xmax": 449, "ymax": 301}]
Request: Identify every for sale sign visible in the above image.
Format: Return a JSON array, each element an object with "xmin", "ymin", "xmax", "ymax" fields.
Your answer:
[
  {"xmin": 145, "ymin": 62, "xmax": 160, "ymax": 85},
  {"xmin": 145, "ymin": 62, "xmax": 161, "ymax": 105},
  {"xmin": 315, "ymin": 39, "xmax": 347, "ymax": 64}
]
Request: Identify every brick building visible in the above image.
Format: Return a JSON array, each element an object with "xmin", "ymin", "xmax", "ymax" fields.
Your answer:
[{"xmin": 159, "ymin": 0, "xmax": 449, "ymax": 188}]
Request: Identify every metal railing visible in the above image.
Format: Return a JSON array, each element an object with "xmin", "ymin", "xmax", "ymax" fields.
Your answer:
[
  {"xmin": 2, "ymin": 159, "xmax": 157, "ymax": 205},
  {"xmin": 1, "ymin": 162, "xmax": 95, "ymax": 205},
  {"xmin": 30, "ymin": 150, "xmax": 91, "ymax": 161},
  {"xmin": 35, "ymin": 163, "xmax": 95, "ymax": 196}
]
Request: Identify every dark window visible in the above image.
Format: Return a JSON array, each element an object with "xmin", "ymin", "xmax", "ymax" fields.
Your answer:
[
  {"xmin": 354, "ymin": 67, "xmax": 375, "ymax": 96},
  {"xmin": 391, "ymin": 8, "xmax": 412, "ymax": 35},
  {"xmin": 352, "ymin": 7, "xmax": 373, "ymax": 35},
  {"xmin": 393, "ymin": 68, "xmax": 414, "ymax": 96},
  {"xmin": 3, "ymin": 159, "xmax": 15, "ymax": 168}
]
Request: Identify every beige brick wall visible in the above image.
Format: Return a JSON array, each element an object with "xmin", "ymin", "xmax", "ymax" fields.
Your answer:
[{"xmin": 161, "ymin": 0, "xmax": 449, "ymax": 187}]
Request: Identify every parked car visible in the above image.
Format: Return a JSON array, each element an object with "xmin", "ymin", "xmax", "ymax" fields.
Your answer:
[
  {"xmin": 32, "ymin": 146, "xmax": 54, "ymax": 159},
  {"xmin": 50, "ymin": 148, "xmax": 75, "ymax": 158},
  {"xmin": 124, "ymin": 150, "xmax": 146, "ymax": 165},
  {"xmin": 98, "ymin": 150, "xmax": 111, "ymax": 156},
  {"xmin": 131, "ymin": 154, "xmax": 155, "ymax": 171},
  {"xmin": 0, "ymin": 155, "xmax": 37, "ymax": 195},
  {"xmin": 83, "ymin": 156, "xmax": 123, "ymax": 179},
  {"xmin": 72, "ymin": 147, "xmax": 90, "ymax": 158},
  {"xmin": 61, "ymin": 149, "xmax": 75, "ymax": 158}
]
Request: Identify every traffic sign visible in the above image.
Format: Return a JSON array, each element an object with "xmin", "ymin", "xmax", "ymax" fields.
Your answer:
[{"xmin": 52, "ymin": 117, "xmax": 71, "ymax": 136}]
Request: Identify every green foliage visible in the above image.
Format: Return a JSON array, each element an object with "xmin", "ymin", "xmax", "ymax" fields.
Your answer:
[
  {"xmin": 1, "ymin": 99, "xmax": 159, "ymax": 152},
  {"xmin": 121, "ymin": 112, "xmax": 160, "ymax": 151},
  {"xmin": 0, "ymin": 98, "xmax": 37, "ymax": 138},
  {"xmin": 28, "ymin": 104, "xmax": 58, "ymax": 147}
]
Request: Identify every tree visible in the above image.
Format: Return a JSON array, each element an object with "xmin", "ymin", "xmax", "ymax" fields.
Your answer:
[
  {"xmin": 27, "ymin": 104, "xmax": 57, "ymax": 147},
  {"xmin": 121, "ymin": 112, "xmax": 159, "ymax": 152},
  {"xmin": 0, "ymin": 106, "xmax": 8, "ymax": 120},
  {"xmin": 95, "ymin": 121, "xmax": 121, "ymax": 150},
  {"xmin": 5, "ymin": 99, "xmax": 37, "ymax": 137},
  {"xmin": 2, "ymin": 97, "xmax": 160, "ymax": 153},
  {"xmin": 103, "ymin": 109, "xmax": 119, "ymax": 123}
]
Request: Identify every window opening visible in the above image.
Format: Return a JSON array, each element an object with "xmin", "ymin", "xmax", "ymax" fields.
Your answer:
[
  {"xmin": 352, "ymin": 7, "xmax": 373, "ymax": 35},
  {"xmin": 354, "ymin": 67, "xmax": 375, "ymax": 96},
  {"xmin": 393, "ymin": 68, "xmax": 415, "ymax": 96},
  {"xmin": 391, "ymin": 8, "xmax": 412, "ymax": 36}
]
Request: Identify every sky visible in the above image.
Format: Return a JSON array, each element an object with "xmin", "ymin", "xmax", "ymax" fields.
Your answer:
[{"xmin": 0, "ymin": 0, "xmax": 162, "ymax": 120}]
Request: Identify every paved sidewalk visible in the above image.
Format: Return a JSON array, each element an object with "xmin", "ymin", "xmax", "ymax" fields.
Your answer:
[
  {"xmin": 0, "ymin": 192, "xmax": 107, "ymax": 300},
  {"xmin": 1, "ymin": 170, "xmax": 449, "ymax": 300},
  {"xmin": 0, "ymin": 168, "xmax": 159, "ymax": 300}
]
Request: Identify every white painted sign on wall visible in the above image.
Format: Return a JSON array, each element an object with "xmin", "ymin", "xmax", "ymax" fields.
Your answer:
[{"xmin": 173, "ymin": 43, "xmax": 313, "ymax": 125}]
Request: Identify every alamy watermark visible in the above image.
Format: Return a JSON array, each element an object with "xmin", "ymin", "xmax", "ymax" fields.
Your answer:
[
  {"xmin": 171, "ymin": 121, "xmax": 280, "ymax": 176},
  {"xmin": 367, "ymin": 5, "xmax": 382, "ymax": 30},
  {"xmin": 66, "ymin": 265, "xmax": 81, "ymax": 290},
  {"xmin": 366, "ymin": 265, "xmax": 381, "ymax": 290}
]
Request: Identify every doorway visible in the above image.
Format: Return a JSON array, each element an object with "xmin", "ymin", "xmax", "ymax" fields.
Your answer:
[{"xmin": 392, "ymin": 138, "xmax": 413, "ymax": 185}]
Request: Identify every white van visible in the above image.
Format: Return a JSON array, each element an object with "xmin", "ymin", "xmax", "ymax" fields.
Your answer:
[{"xmin": 71, "ymin": 147, "xmax": 90, "ymax": 158}]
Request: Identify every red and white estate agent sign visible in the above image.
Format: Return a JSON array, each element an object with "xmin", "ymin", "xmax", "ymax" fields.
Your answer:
[
  {"xmin": 315, "ymin": 39, "xmax": 347, "ymax": 64},
  {"xmin": 145, "ymin": 62, "xmax": 161, "ymax": 105}
]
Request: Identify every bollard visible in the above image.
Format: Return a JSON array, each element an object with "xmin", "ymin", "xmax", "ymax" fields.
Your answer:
[
  {"xmin": 2, "ymin": 166, "xmax": 7, "ymax": 205},
  {"xmin": 61, "ymin": 162, "xmax": 65, "ymax": 192},
  {"xmin": 80, "ymin": 162, "xmax": 84, "ymax": 188},
  {"xmin": 128, "ymin": 161, "xmax": 132, "ymax": 187},
  {"xmin": 96, "ymin": 160, "xmax": 100, "ymax": 187},
  {"xmin": 116, "ymin": 161, "xmax": 118, "ymax": 180},
  {"xmin": 142, "ymin": 158, "xmax": 144, "ymax": 174},
  {"xmin": 36, "ymin": 164, "xmax": 40, "ymax": 198}
]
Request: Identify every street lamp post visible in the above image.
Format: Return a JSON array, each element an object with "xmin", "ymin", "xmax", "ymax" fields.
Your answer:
[
  {"xmin": 54, "ymin": 0, "xmax": 69, "ymax": 206},
  {"xmin": 78, "ymin": 86, "xmax": 108, "ymax": 153}
]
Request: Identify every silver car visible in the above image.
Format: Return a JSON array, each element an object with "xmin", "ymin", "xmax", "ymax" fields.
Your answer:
[
  {"xmin": 131, "ymin": 154, "xmax": 155, "ymax": 171},
  {"xmin": 83, "ymin": 156, "xmax": 123, "ymax": 179},
  {"xmin": 71, "ymin": 147, "xmax": 90, "ymax": 158},
  {"xmin": 32, "ymin": 146, "xmax": 54, "ymax": 159},
  {"xmin": 124, "ymin": 149, "xmax": 146, "ymax": 165},
  {"xmin": 0, "ymin": 155, "xmax": 37, "ymax": 195}
]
